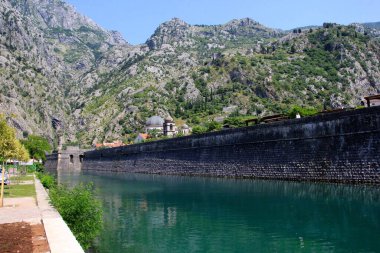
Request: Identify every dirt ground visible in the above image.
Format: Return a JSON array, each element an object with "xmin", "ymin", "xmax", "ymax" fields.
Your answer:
[{"xmin": 0, "ymin": 222, "xmax": 50, "ymax": 253}]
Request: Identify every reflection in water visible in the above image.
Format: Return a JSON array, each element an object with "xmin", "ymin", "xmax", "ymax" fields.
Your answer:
[{"xmin": 59, "ymin": 172, "xmax": 380, "ymax": 253}]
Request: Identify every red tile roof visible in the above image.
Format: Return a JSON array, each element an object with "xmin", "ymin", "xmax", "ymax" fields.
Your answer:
[
  {"xmin": 95, "ymin": 140, "xmax": 125, "ymax": 148},
  {"xmin": 139, "ymin": 133, "xmax": 149, "ymax": 140}
]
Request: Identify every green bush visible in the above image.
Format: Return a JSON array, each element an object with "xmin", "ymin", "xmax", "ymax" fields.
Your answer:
[
  {"xmin": 49, "ymin": 183, "xmax": 103, "ymax": 250},
  {"xmin": 224, "ymin": 116, "xmax": 257, "ymax": 128},
  {"xmin": 21, "ymin": 135, "xmax": 52, "ymax": 161},
  {"xmin": 192, "ymin": 125, "xmax": 208, "ymax": 134},
  {"xmin": 287, "ymin": 105, "xmax": 319, "ymax": 118},
  {"xmin": 26, "ymin": 165, "xmax": 36, "ymax": 173},
  {"xmin": 37, "ymin": 172, "xmax": 56, "ymax": 189},
  {"xmin": 35, "ymin": 163, "xmax": 45, "ymax": 173},
  {"xmin": 205, "ymin": 121, "xmax": 222, "ymax": 132}
]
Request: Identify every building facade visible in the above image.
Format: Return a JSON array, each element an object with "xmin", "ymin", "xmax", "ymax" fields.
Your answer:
[{"xmin": 163, "ymin": 116, "xmax": 178, "ymax": 137}]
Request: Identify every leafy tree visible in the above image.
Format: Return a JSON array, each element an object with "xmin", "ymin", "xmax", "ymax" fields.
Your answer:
[
  {"xmin": 0, "ymin": 115, "xmax": 29, "ymax": 207},
  {"xmin": 147, "ymin": 129, "xmax": 162, "ymax": 138},
  {"xmin": 290, "ymin": 44, "xmax": 296, "ymax": 54},
  {"xmin": 287, "ymin": 105, "xmax": 319, "ymax": 118},
  {"xmin": 205, "ymin": 121, "xmax": 222, "ymax": 132},
  {"xmin": 15, "ymin": 140, "xmax": 29, "ymax": 162},
  {"xmin": 224, "ymin": 116, "xmax": 257, "ymax": 128},
  {"xmin": 192, "ymin": 125, "xmax": 208, "ymax": 135},
  {"xmin": 22, "ymin": 135, "xmax": 52, "ymax": 161},
  {"xmin": 0, "ymin": 115, "xmax": 29, "ymax": 162},
  {"xmin": 0, "ymin": 116, "xmax": 17, "ymax": 162}
]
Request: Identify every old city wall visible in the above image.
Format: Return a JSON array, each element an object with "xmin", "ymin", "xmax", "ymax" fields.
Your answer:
[
  {"xmin": 45, "ymin": 147, "xmax": 84, "ymax": 173},
  {"xmin": 81, "ymin": 107, "xmax": 380, "ymax": 183},
  {"xmin": 44, "ymin": 152, "xmax": 58, "ymax": 173}
]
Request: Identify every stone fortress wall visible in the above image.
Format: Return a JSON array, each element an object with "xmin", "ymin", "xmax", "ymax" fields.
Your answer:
[
  {"xmin": 45, "ymin": 146, "xmax": 84, "ymax": 173},
  {"xmin": 74, "ymin": 107, "xmax": 379, "ymax": 183}
]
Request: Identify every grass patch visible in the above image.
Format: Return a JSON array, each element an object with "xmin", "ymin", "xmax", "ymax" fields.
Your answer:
[
  {"xmin": 3, "ymin": 184, "xmax": 36, "ymax": 198},
  {"xmin": 11, "ymin": 175, "xmax": 34, "ymax": 181}
]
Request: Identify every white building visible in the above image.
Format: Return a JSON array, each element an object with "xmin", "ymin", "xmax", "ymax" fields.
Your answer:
[
  {"xmin": 180, "ymin": 124, "xmax": 192, "ymax": 136},
  {"xmin": 163, "ymin": 116, "xmax": 178, "ymax": 137},
  {"xmin": 145, "ymin": 116, "xmax": 165, "ymax": 134}
]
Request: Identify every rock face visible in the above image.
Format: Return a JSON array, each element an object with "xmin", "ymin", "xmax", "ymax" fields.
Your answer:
[
  {"xmin": 147, "ymin": 18, "xmax": 192, "ymax": 50},
  {"xmin": 0, "ymin": 0, "xmax": 379, "ymax": 147},
  {"xmin": 0, "ymin": 0, "xmax": 128, "ymax": 141},
  {"xmin": 146, "ymin": 17, "xmax": 282, "ymax": 50}
]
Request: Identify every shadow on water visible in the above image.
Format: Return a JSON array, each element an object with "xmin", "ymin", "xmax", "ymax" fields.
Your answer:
[{"xmin": 58, "ymin": 171, "xmax": 380, "ymax": 253}]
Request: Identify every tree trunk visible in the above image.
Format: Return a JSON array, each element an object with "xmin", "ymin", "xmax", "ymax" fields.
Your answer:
[{"xmin": 0, "ymin": 161, "xmax": 5, "ymax": 207}]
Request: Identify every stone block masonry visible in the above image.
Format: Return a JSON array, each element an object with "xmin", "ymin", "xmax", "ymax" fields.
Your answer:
[
  {"xmin": 44, "ymin": 152, "xmax": 58, "ymax": 173},
  {"xmin": 45, "ymin": 147, "xmax": 85, "ymax": 173},
  {"xmin": 82, "ymin": 106, "xmax": 380, "ymax": 184}
]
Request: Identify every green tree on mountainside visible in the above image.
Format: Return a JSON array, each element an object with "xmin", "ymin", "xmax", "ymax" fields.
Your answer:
[{"xmin": 192, "ymin": 125, "xmax": 208, "ymax": 135}]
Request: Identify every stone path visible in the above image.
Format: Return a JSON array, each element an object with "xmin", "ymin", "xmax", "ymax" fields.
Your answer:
[
  {"xmin": 0, "ymin": 177, "xmax": 84, "ymax": 253},
  {"xmin": 0, "ymin": 197, "xmax": 41, "ymax": 225}
]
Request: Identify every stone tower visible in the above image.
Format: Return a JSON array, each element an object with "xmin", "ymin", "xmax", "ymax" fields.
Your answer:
[{"xmin": 163, "ymin": 116, "xmax": 177, "ymax": 137}]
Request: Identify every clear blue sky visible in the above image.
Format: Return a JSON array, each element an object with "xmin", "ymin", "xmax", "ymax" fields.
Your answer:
[{"xmin": 65, "ymin": 0, "xmax": 380, "ymax": 45}]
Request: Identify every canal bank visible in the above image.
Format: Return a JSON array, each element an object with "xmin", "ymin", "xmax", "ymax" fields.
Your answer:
[
  {"xmin": 81, "ymin": 106, "xmax": 380, "ymax": 184},
  {"xmin": 34, "ymin": 178, "xmax": 84, "ymax": 253}
]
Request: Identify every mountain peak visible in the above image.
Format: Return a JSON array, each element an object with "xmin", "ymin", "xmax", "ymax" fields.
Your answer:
[
  {"xmin": 9, "ymin": 0, "xmax": 127, "ymax": 45},
  {"xmin": 160, "ymin": 17, "xmax": 190, "ymax": 28},
  {"xmin": 146, "ymin": 17, "xmax": 191, "ymax": 49},
  {"xmin": 226, "ymin": 18, "xmax": 260, "ymax": 27}
]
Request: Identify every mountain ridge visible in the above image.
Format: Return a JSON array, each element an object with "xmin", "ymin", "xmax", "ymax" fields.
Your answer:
[{"xmin": 0, "ymin": 0, "xmax": 379, "ymax": 147}]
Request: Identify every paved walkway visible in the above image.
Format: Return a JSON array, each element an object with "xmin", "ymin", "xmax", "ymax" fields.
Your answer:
[
  {"xmin": 0, "ymin": 197, "xmax": 41, "ymax": 224},
  {"xmin": 0, "ymin": 177, "xmax": 84, "ymax": 253},
  {"xmin": 34, "ymin": 179, "xmax": 84, "ymax": 253}
]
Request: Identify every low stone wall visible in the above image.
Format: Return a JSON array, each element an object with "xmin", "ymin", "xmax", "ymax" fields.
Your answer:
[{"xmin": 83, "ymin": 107, "xmax": 380, "ymax": 183}]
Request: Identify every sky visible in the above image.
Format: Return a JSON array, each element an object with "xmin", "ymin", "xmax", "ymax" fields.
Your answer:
[{"xmin": 65, "ymin": 0, "xmax": 380, "ymax": 45}]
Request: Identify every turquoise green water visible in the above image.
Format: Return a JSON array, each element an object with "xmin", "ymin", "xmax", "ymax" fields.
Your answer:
[{"xmin": 60, "ymin": 172, "xmax": 380, "ymax": 253}]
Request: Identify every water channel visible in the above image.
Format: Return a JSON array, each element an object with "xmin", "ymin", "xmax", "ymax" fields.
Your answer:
[{"xmin": 59, "ymin": 172, "xmax": 380, "ymax": 253}]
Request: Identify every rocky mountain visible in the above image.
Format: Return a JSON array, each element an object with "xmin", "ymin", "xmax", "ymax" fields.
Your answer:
[
  {"xmin": 146, "ymin": 17, "xmax": 282, "ymax": 51},
  {"xmin": 363, "ymin": 22, "xmax": 380, "ymax": 30},
  {"xmin": 0, "ymin": 0, "xmax": 379, "ymax": 147},
  {"xmin": 361, "ymin": 22, "xmax": 380, "ymax": 37},
  {"xmin": 0, "ymin": 0, "xmax": 127, "ymax": 143}
]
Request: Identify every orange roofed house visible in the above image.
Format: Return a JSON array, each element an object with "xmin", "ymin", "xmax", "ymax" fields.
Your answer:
[
  {"xmin": 134, "ymin": 133, "xmax": 149, "ymax": 144},
  {"xmin": 95, "ymin": 140, "xmax": 125, "ymax": 149}
]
